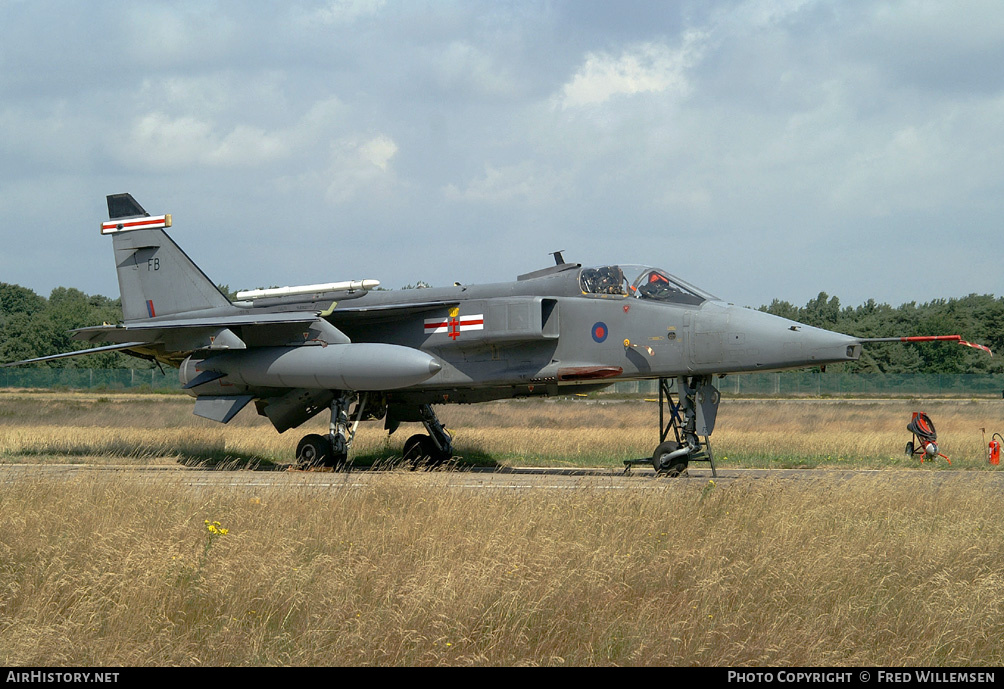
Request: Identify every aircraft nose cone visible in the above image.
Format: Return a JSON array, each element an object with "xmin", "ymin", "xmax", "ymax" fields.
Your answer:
[{"xmin": 700, "ymin": 303, "xmax": 862, "ymax": 372}]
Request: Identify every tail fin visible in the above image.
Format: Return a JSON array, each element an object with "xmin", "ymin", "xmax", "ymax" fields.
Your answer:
[{"xmin": 103, "ymin": 193, "xmax": 233, "ymax": 322}]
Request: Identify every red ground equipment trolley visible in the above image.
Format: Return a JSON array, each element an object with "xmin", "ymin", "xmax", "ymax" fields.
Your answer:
[{"xmin": 906, "ymin": 412, "xmax": 950, "ymax": 464}]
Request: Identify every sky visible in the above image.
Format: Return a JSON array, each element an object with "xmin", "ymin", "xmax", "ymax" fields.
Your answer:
[{"xmin": 1, "ymin": 0, "xmax": 1002, "ymax": 310}]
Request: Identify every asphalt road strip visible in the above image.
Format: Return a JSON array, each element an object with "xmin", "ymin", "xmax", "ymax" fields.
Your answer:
[{"xmin": 0, "ymin": 463, "xmax": 996, "ymax": 490}]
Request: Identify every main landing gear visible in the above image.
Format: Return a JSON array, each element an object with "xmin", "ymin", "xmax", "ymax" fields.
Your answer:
[
  {"xmin": 626, "ymin": 376, "xmax": 719, "ymax": 478},
  {"xmin": 403, "ymin": 403, "xmax": 454, "ymax": 469},
  {"xmin": 293, "ymin": 396, "xmax": 454, "ymax": 471},
  {"xmin": 295, "ymin": 392, "xmax": 367, "ymax": 470}
]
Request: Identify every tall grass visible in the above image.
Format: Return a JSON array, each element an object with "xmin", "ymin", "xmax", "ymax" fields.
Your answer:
[
  {"xmin": 1, "ymin": 393, "xmax": 1002, "ymax": 468},
  {"xmin": 1, "ymin": 471, "xmax": 1002, "ymax": 665},
  {"xmin": 3, "ymin": 393, "xmax": 1003, "ymax": 665}
]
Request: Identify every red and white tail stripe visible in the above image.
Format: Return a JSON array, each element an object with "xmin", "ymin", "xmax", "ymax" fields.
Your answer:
[{"xmin": 101, "ymin": 214, "xmax": 172, "ymax": 235}]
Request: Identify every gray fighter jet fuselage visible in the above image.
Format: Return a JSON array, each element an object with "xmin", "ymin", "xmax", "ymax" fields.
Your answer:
[{"xmin": 247, "ymin": 262, "xmax": 863, "ymax": 398}]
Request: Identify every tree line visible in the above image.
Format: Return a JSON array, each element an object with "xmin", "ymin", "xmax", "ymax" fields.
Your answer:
[
  {"xmin": 1, "ymin": 281, "xmax": 1002, "ymax": 373},
  {"xmin": 0, "ymin": 283, "xmax": 144, "ymax": 368}
]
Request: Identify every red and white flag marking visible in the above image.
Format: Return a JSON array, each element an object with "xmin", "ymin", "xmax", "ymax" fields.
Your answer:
[{"xmin": 424, "ymin": 313, "xmax": 484, "ymax": 340}]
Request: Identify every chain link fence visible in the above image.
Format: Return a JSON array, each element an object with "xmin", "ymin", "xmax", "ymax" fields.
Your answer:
[
  {"xmin": 1, "ymin": 368, "xmax": 176, "ymax": 391},
  {"xmin": 2, "ymin": 368, "xmax": 1002, "ymax": 397},
  {"xmin": 609, "ymin": 372, "xmax": 1004, "ymax": 397}
]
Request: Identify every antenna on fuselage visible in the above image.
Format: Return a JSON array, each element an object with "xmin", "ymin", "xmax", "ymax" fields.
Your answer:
[{"xmin": 550, "ymin": 250, "xmax": 566, "ymax": 265}]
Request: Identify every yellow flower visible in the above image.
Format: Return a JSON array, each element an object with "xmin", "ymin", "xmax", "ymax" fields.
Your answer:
[{"xmin": 205, "ymin": 519, "xmax": 229, "ymax": 535}]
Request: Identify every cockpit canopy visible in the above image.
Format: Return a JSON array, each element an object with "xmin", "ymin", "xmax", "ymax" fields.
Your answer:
[{"xmin": 579, "ymin": 265, "xmax": 715, "ymax": 306}]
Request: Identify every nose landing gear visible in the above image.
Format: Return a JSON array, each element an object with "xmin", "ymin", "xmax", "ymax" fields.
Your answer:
[{"xmin": 627, "ymin": 376, "xmax": 719, "ymax": 478}]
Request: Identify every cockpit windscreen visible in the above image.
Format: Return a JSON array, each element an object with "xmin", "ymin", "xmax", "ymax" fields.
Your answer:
[
  {"xmin": 578, "ymin": 265, "xmax": 628, "ymax": 295},
  {"xmin": 580, "ymin": 265, "xmax": 715, "ymax": 305}
]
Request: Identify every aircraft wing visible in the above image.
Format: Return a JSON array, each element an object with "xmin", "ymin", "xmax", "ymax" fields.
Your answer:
[
  {"xmin": 72, "ymin": 312, "xmax": 325, "ymax": 341},
  {"xmin": 0, "ymin": 342, "xmax": 151, "ymax": 368},
  {"xmin": 2, "ymin": 312, "xmax": 352, "ymax": 371},
  {"xmin": 70, "ymin": 312, "xmax": 350, "ymax": 352},
  {"xmin": 109, "ymin": 312, "xmax": 325, "ymax": 330}
]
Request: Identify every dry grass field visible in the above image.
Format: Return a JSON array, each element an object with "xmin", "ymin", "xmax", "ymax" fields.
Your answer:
[
  {"xmin": 2, "ymin": 470, "xmax": 1003, "ymax": 666},
  {"xmin": 0, "ymin": 390, "xmax": 1001, "ymax": 469},
  {"xmin": 2, "ymin": 391, "xmax": 1004, "ymax": 666}
]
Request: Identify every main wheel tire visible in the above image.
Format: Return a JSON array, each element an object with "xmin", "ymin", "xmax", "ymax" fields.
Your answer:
[
  {"xmin": 425, "ymin": 446, "xmax": 451, "ymax": 469},
  {"xmin": 403, "ymin": 434, "xmax": 428, "ymax": 470},
  {"xmin": 297, "ymin": 434, "xmax": 332, "ymax": 468},
  {"xmin": 327, "ymin": 450, "xmax": 348, "ymax": 471},
  {"xmin": 652, "ymin": 440, "xmax": 688, "ymax": 477},
  {"xmin": 404, "ymin": 434, "xmax": 451, "ymax": 470}
]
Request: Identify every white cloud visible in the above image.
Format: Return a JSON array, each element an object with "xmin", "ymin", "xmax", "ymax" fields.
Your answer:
[
  {"xmin": 444, "ymin": 162, "xmax": 569, "ymax": 206},
  {"xmin": 321, "ymin": 135, "xmax": 400, "ymax": 204},
  {"xmin": 115, "ymin": 95, "xmax": 350, "ymax": 172},
  {"xmin": 827, "ymin": 94, "xmax": 1004, "ymax": 218},
  {"xmin": 708, "ymin": 0, "xmax": 816, "ymax": 32},
  {"xmin": 556, "ymin": 34, "xmax": 706, "ymax": 109},
  {"xmin": 135, "ymin": 73, "xmax": 288, "ymax": 120},
  {"xmin": 0, "ymin": 101, "xmax": 95, "ymax": 172},
  {"xmin": 114, "ymin": 87, "xmax": 400, "ymax": 205},
  {"xmin": 426, "ymin": 41, "xmax": 519, "ymax": 99},
  {"xmin": 119, "ymin": 112, "xmax": 285, "ymax": 169},
  {"xmin": 358, "ymin": 135, "xmax": 397, "ymax": 171},
  {"xmin": 304, "ymin": 0, "xmax": 386, "ymax": 25},
  {"xmin": 121, "ymin": 5, "xmax": 238, "ymax": 67}
]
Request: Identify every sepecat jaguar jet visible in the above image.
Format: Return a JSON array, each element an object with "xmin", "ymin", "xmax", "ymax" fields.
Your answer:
[{"xmin": 3, "ymin": 194, "xmax": 992, "ymax": 475}]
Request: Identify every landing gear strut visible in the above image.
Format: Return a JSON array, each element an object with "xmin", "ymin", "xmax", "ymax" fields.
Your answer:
[
  {"xmin": 295, "ymin": 392, "xmax": 367, "ymax": 470},
  {"xmin": 403, "ymin": 403, "xmax": 454, "ymax": 469},
  {"xmin": 627, "ymin": 376, "xmax": 719, "ymax": 477}
]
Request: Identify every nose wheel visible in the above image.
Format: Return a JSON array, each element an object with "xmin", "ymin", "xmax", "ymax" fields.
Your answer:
[{"xmin": 652, "ymin": 440, "xmax": 689, "ymax": 477}]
